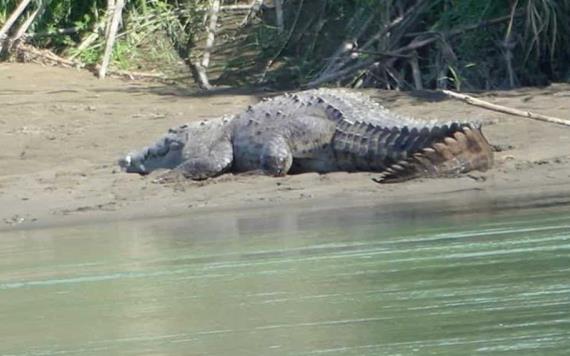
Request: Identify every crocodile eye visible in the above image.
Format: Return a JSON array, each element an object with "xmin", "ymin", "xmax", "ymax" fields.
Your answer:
[
  {"xmin": 156, "ymin": 145, "xmax": 169, "ymax": 155},
  {"xmin": 170, "ymin": 141, "xmax": 182, "ymax": 150}
]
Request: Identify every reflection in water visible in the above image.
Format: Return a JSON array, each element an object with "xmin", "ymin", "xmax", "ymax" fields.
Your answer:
[{"xmin": 1, "ymin": 199, "xmax": 570, "ymax": 355}]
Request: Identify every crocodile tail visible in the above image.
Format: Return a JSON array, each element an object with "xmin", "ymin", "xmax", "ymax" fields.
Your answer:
[{"xmin": 374, "ymin": 125, "xmax": 494, "ymax": 183}]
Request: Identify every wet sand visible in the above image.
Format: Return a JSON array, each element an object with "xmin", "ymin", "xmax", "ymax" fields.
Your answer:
[{"xmin": 1, "ymin": 63, "xmax": 569, "ymax": 230}]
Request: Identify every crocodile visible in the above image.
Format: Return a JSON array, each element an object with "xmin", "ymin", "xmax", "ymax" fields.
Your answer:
[{"xmin": 119, "ymin": 89, "xmax": 493, "ymax": 182}]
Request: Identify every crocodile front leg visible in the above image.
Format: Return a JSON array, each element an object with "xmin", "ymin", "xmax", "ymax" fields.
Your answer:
[{"xmin": 260, "ymin": 135, "xmax": 293, "ymax": 176}]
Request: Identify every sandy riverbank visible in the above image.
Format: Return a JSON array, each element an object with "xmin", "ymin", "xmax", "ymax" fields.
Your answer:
[{"xmin": 1, "ymin": 63, "xmax": 569, "ymax": 231}]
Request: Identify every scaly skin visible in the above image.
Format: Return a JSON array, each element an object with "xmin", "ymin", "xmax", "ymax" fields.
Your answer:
[{"xmin": 119, "ymin": 89, "xmax": 494, "ymax": 182}]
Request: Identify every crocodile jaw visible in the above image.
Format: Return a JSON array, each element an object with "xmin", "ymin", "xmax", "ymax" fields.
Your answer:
[
  {"xmin": 119, "ymin": 135, "xmax": 185, "ymax": 174},
  {"xmin": 118, "ymin": 153, "xmax": 148, "ymax": 174}
]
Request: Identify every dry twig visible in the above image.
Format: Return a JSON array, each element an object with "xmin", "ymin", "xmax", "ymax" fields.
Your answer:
[
  {"xmin": 409, "ymin": 51, "xmax": 422, "ymax": 90},
  {"xmin": 442, "ymin": 90, "xmax": 570, "ymax": 127},
  {"xmin": 239, "ymin": 0, "xmax": 263, "ymax": 28}
]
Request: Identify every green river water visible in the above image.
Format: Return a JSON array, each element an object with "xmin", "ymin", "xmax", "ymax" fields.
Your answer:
[{"xmin": 1, "ymin": 200, "xmax": 569, "ymax": 355}]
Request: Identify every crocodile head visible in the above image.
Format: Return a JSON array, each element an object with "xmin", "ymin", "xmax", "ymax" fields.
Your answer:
[
  {"xmin": 119, "ymin": 133, "xmax": 185, "ymax": 175},
  {"xmin": 119, "ymin": 117, "xmax": 234, "ymax": 175}
]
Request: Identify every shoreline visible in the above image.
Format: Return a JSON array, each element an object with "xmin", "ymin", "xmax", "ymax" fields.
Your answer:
[{"xmin": 1, "ymin": 63, "xmax": 570, "ymax": 232}]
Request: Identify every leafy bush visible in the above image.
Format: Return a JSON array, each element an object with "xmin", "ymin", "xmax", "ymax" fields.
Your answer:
[
  {"xmin": 248, "ymin": 0, "xmax": 570, "ymax": 89},
  {"xmin": 1, "ymin": 0, "xmax": 568, "ymax": 89}
]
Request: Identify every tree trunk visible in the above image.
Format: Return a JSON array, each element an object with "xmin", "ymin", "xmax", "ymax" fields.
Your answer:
[
  {"xmin": 201, "ymin": 0, "xmax": 221, "ymax": 69},
  {"xmin": 0, "ymin": 0, "xmax": 33, "ymax": 54},
  {"xmin": 98, "ymin": 0, "xmax": 124, "ymax": 79}
]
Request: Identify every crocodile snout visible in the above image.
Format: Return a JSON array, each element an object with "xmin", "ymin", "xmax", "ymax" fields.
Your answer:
[{"xmin": 118, "ymin": 154, "xmax": 148, "ymax": 174}]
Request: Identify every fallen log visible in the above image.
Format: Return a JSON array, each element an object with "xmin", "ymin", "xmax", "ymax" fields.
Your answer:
[
  {"xmin": 16, "ymin": 43, "xmax": 81, "ymax": 67},
  {"xmin": 16, "ymin": 43, "xmax": 166, "ymax": 80},
  {"xmin": 442, "ymin": 90, "xmax": 570, "ymax": 128}
]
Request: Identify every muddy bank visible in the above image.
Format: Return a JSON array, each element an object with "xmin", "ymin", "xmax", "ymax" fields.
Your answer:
[{"xmin": 1, "ymin": 63, "xmax": 569, "ymax": 231}]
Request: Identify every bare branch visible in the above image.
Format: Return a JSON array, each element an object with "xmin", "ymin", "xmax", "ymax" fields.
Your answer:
[
  {"xmin": 239, "ymin": 0, "xmax": 263, "ymax": 28},
  {"xmin": 305, "ymin": 58, "xmax": 376, "ymax": 88},
  {"xmin": 442, "ymin": 90, "xmax": 570, "ymax": 127},
  {"xmin": 409, "ymin": 51, "xmax": 423, "ymax": 90},
  {"xmin": 26, "ymin": 27, "xmax": 79, "ymax": 38},
  {"xmin": 314, "ymin": 0, "xmax": 428, "ymax": 86}
]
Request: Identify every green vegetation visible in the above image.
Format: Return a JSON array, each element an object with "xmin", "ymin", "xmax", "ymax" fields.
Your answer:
[
  {"xmin": 254, "ymin": 0, "xmax": 570, "ymax": 89},
  {"xmin": 0, "ymin": 0, "xmax": 206, "ymax": 77},
  {"xmin": 0, "ymin": 0, "xmax": 568, "ymax": 89}
]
